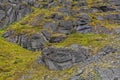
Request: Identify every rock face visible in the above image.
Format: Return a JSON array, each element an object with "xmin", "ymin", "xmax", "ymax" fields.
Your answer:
[
  {"xmin": 38, "ymin": 45, "xmax": 117, "ymax": 71},
  {"xmin": 0, "ymin": 0, "xmax": 37, "ymax": 29},
  {"xmin": 2, "ymin": 30, "xmax": 67, "ymax": 51},
  {"xmin": 2, "ymin": 31, "xmax": 47, "ymax": 51},
  {"xmin": 40, "ymin": 45, "xmax": 90, "ymax": 70}
]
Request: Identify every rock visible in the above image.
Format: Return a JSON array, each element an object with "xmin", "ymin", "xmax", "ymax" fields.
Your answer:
[
  {"xmin": 42, "ymin": 47, "xmax": 73, "ymax": 70},
  {"xmin": 48, "ymin": 1, "xmax": 58, "ymax": 8},
  {"xmin": 95, "ymin": 25, "xmax": 112, "ymax": 34},
  {"xmin": 91, "ymin": 6, "xmax": 115, "ymax": 12},
  {"xmin": 34, "ymin": 3, "xmax": 40, "ymax": 8},
  {"xmin": 43, "ymin": 22, "xmax": 58, "ymax": 32},
  {"xmin": 58, "ymin": 20, "xmax": 73, "ymax": 34},
  {"xmin": 0, "ymin": 0, "xmax": 36, "ymax": 29},
  {"xmin": 3, "ymin": 31, "xmax": 47, "ymax": 51},
  {"xmin": 77, "ymin": 0, "xmax": 88, "ymax": 7},
  {"xmin": 30, "ymin": 14, "xmax": 44, "ymax": 27},
  {"xmin": 40, "ymin": 46, "xmax": 90, "ymax": 70},
  {"xmin": 0, "ymin": 10, "xmax": 5, "ymax": 20},
  {"xmin": 114, "ymin": 28, "xmax": 120, "ymax": 34},
  {"xmin": 41, "ymin": 30, "xmax": 52, "ymax": 41},
  {"xmin": 53, "ymin": 78, "xmax": 59, "ymax": 80},
  {"xmin": 36, "ymin": 56, "xmax": 45, "ymax": 64},
  {"xmin": 49, "ymin": 35, "xmax": 66, "ymax": 43},
  {"xmin": 59, "ymin": 20, "xmax": 73, "ymax": 30},
  {"xmin": 74, "ymin": 14, "xmax": 91, "ymax": 26},
  {"xmin": 2, "ymin": 30, "xmax": 14, "ymax": 38},
  {"xmin": 99, "ymin": 6, "xmax": 115, "ymax": 12},
  {"xmin": 30, "ymin": 34, "xmax": 46, "ymax": 51},
  {"xmin": 97, "ymin": 16, "xmax": 104, "ymax": 20},
  {"xmin": 69, "ymin": 76, "xmax": 84, "ymax": 80},
  {"xmin": 70, "ymin": 44, "xmax": 82, "ymax": 51},
  {"xmin": 105, "ymin": 14, "xmax": 120, "ymax": 24},
  {"xmin": 58, "ymin": 29, "xmax": 72, "ymax": 35},
  {"xmin": 47, "ymin": 0, "xmax": 54, "ymax": 3},
  {"xmin": 58, "ymin": 7, "xmax": 71, "ymax": 16},
  {"xmin": 96, "ymin": 68, "xmax": 120, "ymax": 80},
  {"xmin": 72, "ymin": 46, "xmax": 90, "ymax": 63},
  {"xmin": 99, "ymin": 46, "xmax": 117, "ymax": 55},
  {"xmin": 75, "ymin": 25, "xmax": 94, "ymax": 34},
  {"xmin": 48, "ymin": 13, "xmax": 64, "ymax": 20}
]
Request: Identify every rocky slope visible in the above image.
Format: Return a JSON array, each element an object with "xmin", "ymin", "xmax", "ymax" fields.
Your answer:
[
  {"xmin": 0, "ymin": 0, "xmax": 120, "ymax": 80},
  {"xmin": 0, "ymin": 0, "xmax": 38, "ymax": 29}
]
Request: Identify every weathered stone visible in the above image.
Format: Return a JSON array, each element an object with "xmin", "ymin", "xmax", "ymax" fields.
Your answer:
[
  {"xmin": 95, "ymin": 25, "xmax": 112, "ymax": 34},
  {"xmin": 105, "ymin": 14, "xmax": 120, "ymax": 24},
  {"xmin": 99, "ymin": 46, "xmax": 117, "ymax": 55},
  {"xmin": 43, "ymin": 22, "xmax": 58, "ymax": 32},
  {"xmin": 49, "ymin": 35, "xmax": 66, "ymax": 43},
  {"xmin": 58, "ymin": 20, "xmax": 73, "ymax": 34},
  {"xmin": 2, "ymin": 30, "xmax": 15, "ymax": 38},
  {"xmin": 75, "ymin": 25, "xmax": 94, "ymax": 34},
  {"xmin": 91, "ymin": 6, "xmax": 115, "ymax": 12},
  {"xmin": 39, "ymin": 46, "xmax": 90, "ymax": 70},
  {"xmin": 0, "ymin": 0, "xmax": 37, "ymax": 29},
  {"xmin": 30, "ymin": 14, "xmax": 44, "ymax": 27}
]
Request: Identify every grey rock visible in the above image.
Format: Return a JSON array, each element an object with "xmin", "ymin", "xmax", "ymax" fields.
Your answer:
[
  {"xmin": 99, "ymin": 46, "xmax": 117, "ymax": 55},
  {"xmin": 3, "ymin": 31, "xmax": 47, "ymax": 51},
  {"xmin": 74, "ymin": 14, "xmax": 91, "ymax": 26},
  {"xmin": 95, "ymin": 25, "xmax": 112, "ymax": 34},
  {"xmin": 49, "ymin": 13, "xmax": 64, "ymax": 20},
  {"xmin": 47, "ymin": 0, "xmax": 54, "ymax": 3},
  {"xmin": 58, "ymin": 20, "xmax": 73, "ymax": 34},
  {"xmin": 49, "ymin": 36, "xmax": 66, "ymax": 43},
  {"xmin": 41, "ymin": 30, "xmax": 52, "ymax": 41},
  {"xmin": 105, "ymin": 14, "xmax": 120, "ymax": 24},
  {"xmin": 0, "ymin": 10, "xmax": 5, "ymax": 20},
  {"xmin": 30, "ymin": 14, "xmax": 44, "ymax": 27},
  {"xmin": 97, "ymin": 16, "xmax": 104, "ymax": 20},
  {"xmin": 0, "ymin": 0, "xmax": 37, "ymax": 29},
  {"xmin": 96, "ymin": 68, "xmax": 120, "ymax": 80},
  {"xmin": 70, "ymin": 76, "xmax": 84, "ymax": 80},
  {"xmin": 91, "ymin": 6, "xmax": 115, "ymax": 12},
  {"xmin": 43, "ymin": 22, "xmax": 58, "ymax": 32},
  {"xmin": 40, "ymin": 46, "xmax": 90, "ymax": 70},
  {"xmin": 59, "ymin": 20, "xmax": 73, "ymax": 30},
  {"xmin": 75, "ymin": 25, "xmax": 94, "ymax": 34},
  {"xmin": 2, "ymin": 30, "xmax": 14, "ymax": 38}
]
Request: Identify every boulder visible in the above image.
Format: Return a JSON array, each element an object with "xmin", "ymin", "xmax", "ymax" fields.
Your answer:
[
  {"xmin": 74, "ymin": 14, "xmax": 91, "ymax": 26},
  {"xmin": 49, "ymin": 35, "xmax": 66, "ymax": 43},
  {"xmin": 75, "ymin": 25, "xmax": 94, "ymax": 34},
  {"xmin": 0, "ymin": 0, "xmax": 37, "ymax": 29},
  {"xmin": 99, "ymin": 46, "xmax": 117, "ymax": 55},
  {"xmin": 91, "ymin": 6, "xmax": 115, "ymax": 12},
  {"xmin": 48, "ymin": 13, "xmax": 64, "ymax": 20},
  {"xmin": 2, "ymin": 30, "xmax": 15, "ymax": 38},
  {"xmin": 58, "ymin": 20, "xmax": 73, "ymax": 34},
  {"xmin": 43, "ymin": 22, "xmax": 58, "ymax": 32},
  {"xmin": 30, "ymin": 14, "xmax": 44, "ymax": 27},
  {"xmin": 42, "ymin": 47, "xmax": 73, "ymax": 70},
  {"xmin": 95, "ymin": 25, "xmax": 112, "ymax": 34},
  {"xmin": 105, "ymin": 14, "xmax": 120, "ymax": 24},
  {"xmin": 39, "ymin": 46, "xmax": 90, "ymax": 70},
  {"xmin": 3, "ymin": 31, "xmax": 47, "ymax": 51}
]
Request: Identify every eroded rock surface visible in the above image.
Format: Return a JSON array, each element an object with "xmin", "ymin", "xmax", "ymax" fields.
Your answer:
[
  {"xmin": 40, "ymin": 45, "xmax": 90, "ymax": 70},
  {"xmin": 0, "ymin": 0, "xmax": 37, "ymax": 29}
]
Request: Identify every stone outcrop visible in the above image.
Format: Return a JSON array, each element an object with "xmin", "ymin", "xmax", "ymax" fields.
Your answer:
[
  {"xmin": 2, "ymin": 31, "xmax": 46, "ymax": 51},
  {"xmin": 39, "ymin": 45, "xmax": 91, "ymax": 70},
  {"xmin": 38, "ymin": 45, "xmax": 117, "ymax": 71},
  {"xmin": 0, "ymin": 0, "xmax": 37, "ymax": 29}
]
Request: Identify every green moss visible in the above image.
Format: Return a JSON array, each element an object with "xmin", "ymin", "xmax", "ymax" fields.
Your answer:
[
  {"xmin": 54, "ymin": 33, "xmax": 107, "ymax": 46},
  {"xmin": 0, "ymin": 30, "xmax": 40, "ymax": 80}
]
